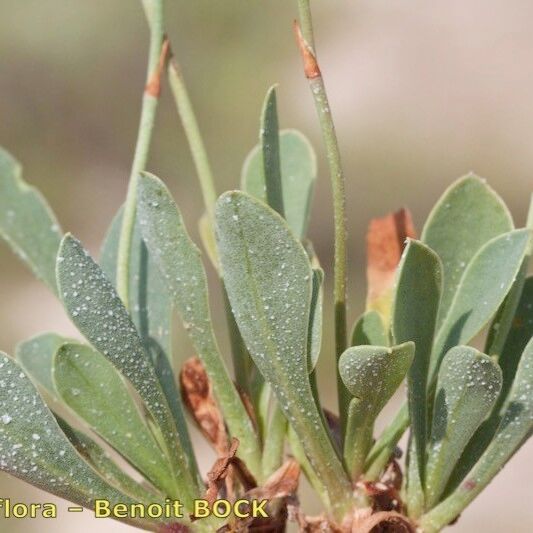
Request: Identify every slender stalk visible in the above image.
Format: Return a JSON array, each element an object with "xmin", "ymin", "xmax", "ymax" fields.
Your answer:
[
  {"xmin": 117, "ymin": 0, "xmax": 166, "ymax": 308},
  {"xmin": 295, "ymin": 1, "xmax": 350, "ymax": 430},
  {"xmin": 167, "ymin": 59, "xmax": 218, "ymax": 226}
]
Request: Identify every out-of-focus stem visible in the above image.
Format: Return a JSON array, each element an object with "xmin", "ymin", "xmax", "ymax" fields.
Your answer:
[
  {"xmin": 117, "ymin": 0, "xmax": 167, "ymax": 308},
  {"xmin": 167, "ymin": 59, "xmax": 218, "ymax": 226},
  {"xmin": 294, "ymin": 1, "xmax": 350, "ymax": 431}
]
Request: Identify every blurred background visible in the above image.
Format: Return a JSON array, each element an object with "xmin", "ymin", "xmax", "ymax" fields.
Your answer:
[{"xmin": 1, "ymin": 0, "xmax": 532, "ymax": 531}]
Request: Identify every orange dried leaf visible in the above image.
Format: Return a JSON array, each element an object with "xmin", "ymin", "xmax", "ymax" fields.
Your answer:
[
  {"xmin": 180, "ymin": 357, "xmax": 228, "ymax": 454},
  {"xmin": 366, "ymin": 208, "xmax": 416, "ymax": 324}
]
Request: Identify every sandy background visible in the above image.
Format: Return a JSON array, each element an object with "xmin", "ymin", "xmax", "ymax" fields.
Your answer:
[{"xmin": 0, "ymin": 1, "xmax": 532, "ymax": 531}]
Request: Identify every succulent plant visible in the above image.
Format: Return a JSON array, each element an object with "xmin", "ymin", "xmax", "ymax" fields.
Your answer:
[{"xmin": 0, "ymin": 1, "xmax": 531, "ymax": 531}]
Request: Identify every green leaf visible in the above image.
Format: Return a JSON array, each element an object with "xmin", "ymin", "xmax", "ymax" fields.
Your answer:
[
  {"xmin": 16, "ymin": 332, "xmax": 73, "ymax": 399},
  {"xmin": 53, "ymin": 342, "xmax": 176, "ymax": 497},
  {"xmin": 424, "ymin": 347, "xmax": 502, "ymax": 508},
  {"xmin": 392, "ymin": 239, "xmax": 442, "ymax": 508},
  {"xmin": 56, "ymin": 234, "xmax": 199, "ymax": 508},
  {"xmin": 258, "ymin": 85, "xmax": 284, "ymax": 217},
  {"xmin": 308, "ymin": 268, "xmax": 324, "ymax": 372},
  {"xmin": 420, "ymin": 338, "xmax": 533, "ymax": 532},
  {"xmin": 339, "ymin": 343, "xmax": 414, "ymax": 479},
  {"xmin": 446, "ymin": 276, "xmax": 533, "ymax": 490},
  {"xmin": 351, "ymin": 310, "xmax": 388, "ymax": 347},
  {"xmin": 242, "ymin": 129, "xmax": 317, "ymax": 240},
  {"xmin": 431, "ymin": 229, "xmax": 531, "ymax": 379},
  {"xmin": 215, "ymin": 190, "xmax": 352, "ymax": 516},
  {"xmin": 136, "ymin": 173, "xmax": 261, "ymax": 476},
  {"xmin": 421, "ymin": 174, "xmax": 513, "ymax": 327},
  {"xmin": 99, "ymin": 206, "xmax": 195, "ymax": 471},
  {"xmin": 56, "ymin": 417, "xmax": 158, "ymax": 503},
  {"xmin": 0, "ymin": 354, "xmax": 162, "ymax": 530},
  {"xmin": 0, "ymin": 147, "xmax": 62, "ymax": 292}
]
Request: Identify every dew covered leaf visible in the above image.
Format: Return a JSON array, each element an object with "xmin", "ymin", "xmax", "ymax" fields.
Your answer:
[
  {"xmin": 339, "ymin": 343, "xmax": 414, "ymax": 417},
  {"xmin": 421, "ymin": 175, "xmax": 513, "ymax": 327},
  {"xmin": 424, "ymin": 347, "xmax": 502, "ymax": 508},
  {"xmin": 0, "ymin": 147, "xmax": 62, "ymax": 293},
  {"xmin": 431, "ymin": 229, "xmax": 531, "ymax": 379},
  {"xmin": 53, "ymin": 342, "xmax": 176, "ymax": 496},
  {"xmin": 56, "ymin": 417, "xmax": 158, "ymax": 503},
  {"xmin": 242, "ymin": 129, "xmax": 317, "ymax": 240},
  {"xmin": 56, "ymin": 234, "xmax": 199, "ymax": 506},
  {"xmin": 339, "ymin": 343, "xmax": 414, "ymax": 478},
  {"xmin": 136, "ymin": 173, "xmax": 261, "ymax": 476},
  {"xmin": 0, "ymin": 354, "xmax": 162, "ymax": 530},
  {"xmin": 392, "ymin": 239, "xmax": 442, "ymax": 491},
  {"xmin": 447, "ymin": 276, "xmax": 533, "ymax": 489},
  {"xmin": 16, "ymin": 332, "xmax": 74, "ymax": 399},
  {"xmin": 351, "ymin": 310, "xmax": 388, "ymax": 347},
  {"xmin": 216, "ymin": 190, "xmax": 352, "ymax": 511},
  {"xmin": 99, "ymin": 206, "xmax": 194, "ymax": 465},
  {"xmin": 308, "ymin": 268, "xmax": 323, "ymax": 372},
  {"xmin": 420, "ymin": 338, "xmax": 533, "ymax": 530}
]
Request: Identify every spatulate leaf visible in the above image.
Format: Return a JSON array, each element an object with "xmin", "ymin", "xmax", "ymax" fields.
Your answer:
[
  {"xmin": 424, "ymin": 346, "xmax": 502, "ymax": 508},
  {"xmin": 0, "ymin": 147, "xmax": 62, "ymax": 292},
  {"xmin": 56, "ymin": 234, "xmax": 199, "ymax": 506},
  {"xmin": 215, "ymin": 191, "xmax": 352, "ymax": 514},
  {"xmin": 0, "ymin": 354, "xmax": 161, "ymax": 530},
  {"xmin": 53, "ymin": 342, "xmax": 175, "ymax": 496},
  {"xmin": 351, "ymin": 310, "xmax": 388, "ymax": 347},
  {"xmin": 421, "ymin": 174, "xmax": 513, "ymax": 327},
  {"xmin": 136, "ymin": 173, "xmax": 261, "ymax": 476}
]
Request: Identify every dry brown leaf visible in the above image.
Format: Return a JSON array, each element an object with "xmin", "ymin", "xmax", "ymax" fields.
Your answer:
[
  {"xmin": 366, "ymin": 208, "xmax": 416, "ymax": 325},
  {"xmin": 351, "ymin": 510, "xmax": 415, "ymax": 533},
  {"xmin": 180, "ymin": 356, "xmax": 228, "ymax": 454}
]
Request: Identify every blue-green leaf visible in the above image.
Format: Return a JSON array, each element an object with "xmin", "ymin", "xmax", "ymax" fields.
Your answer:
[
  {"xmin": 0, "ymin": 354, "xmax": 161, "ymax": 530},
  {"xmin": 339, "ymin": 342, "xmax": 414, "ymax": 479},
  {"xmin": 53, "ymin": 342, "xmax": 175, "ymax": 497},
  {"xmin": 136, "ymin": 173, "xmax": 261, "ymax": 477},
  {"xmin": 215, "ymin": 190, "xmax": 352, "ymax": 515},
  {"xmin": 424, "ymin": 347, "xmax": 502, "ymax": 508},
  {"xmin": 420, "ymin": 338, "xmax": 533, "ymax": 532},
  {"xmin": 242, "ymin": 129, "xmax": 317, "ymax": 240},
  {"xmin": 351, "ymin": 310, "xmax": 388, "ymax": 347},
  {"xmin": 421, "ymin": 175, "xmax": 513, "ymax": 327},
  {"xmin": 0, "ymin": 147, "xmax": 62, "ymax": 292},
  {"xmin": 56, "ymin": 234, "xmax": 199, "ymax": 508},
  {"xmin": 308, "ymin": 268, "xmax": 324, "ymax": 372},
  {"xmin": 431, "ymin": 229, "xmax": 531, "ymax": 379}
]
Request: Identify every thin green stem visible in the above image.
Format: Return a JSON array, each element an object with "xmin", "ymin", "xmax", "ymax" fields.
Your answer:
[
  {"xmin": 262, "ymin": 406, "xmax": 287, "ymax": 476},
  {"xmin": 167, "ymin": 60, "xmax": 218, "ymax": 226},
  {"xmin": 295, "ymin": 0, "xmax": 350, "ymax": 430},
  {"xmin": 117, "ymin": 0, "xmax": 166, "ymax": 308}
]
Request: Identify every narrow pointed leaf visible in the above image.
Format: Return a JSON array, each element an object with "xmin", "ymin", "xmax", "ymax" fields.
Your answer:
[
  {"xmin": 216, "ymin": 191, "xmax": 352, "ymax": 515},
  {"xmin": 99, "ymin": 206, "xmax": 194, "ymax": 469},
  {"xmin": 136, "ymin": 173, "xmax": 261, "ymax": 476},
  {"xmin": 392, "ymin": 239, "xmax": 442, "ymax": 493},
  {"xmin": 242, "ymin": 129, "xmax": 317, "ymax": 240},
  {"xmin": 0, "ymin": 147, "xmax": 62, "ymax": 292},
  {"xmin": 351, "ymin": 310, "xmax": 388, "ymax": 347},
  {"xmin": 258, "ymin": 85, "xmax": 284, "ymax": 217},
  {"xmin": 0, "ymin": 354, "xmax": 161, "ymax": 530},
  {"xmin": 431, "ymin": 229, "xmax": 531, "ymax": 378},
  {"xmin": 420, "ymin": 338, "xmax": 533, "ymax": 532},
  {"xmin": 425, "ymin": 347, "xmax": 502, "ymax": 508},
  {"xmin": 308, "ymin": 268, "xmax": 323, "ymax": 371},
  {"xmin": 421, "ymin": 175, "xmax": 513, "ymax": 326},
  {"xmin": 54, "ymin": 342, "xmax": 175, "ymax": 496},
  {"xmin": 56, "ymin": 234, "xmax": 199, "ymax": 507},
  {"xmin": 339, "ymin": 342, "xmax": 414, "ymax": 478}
]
